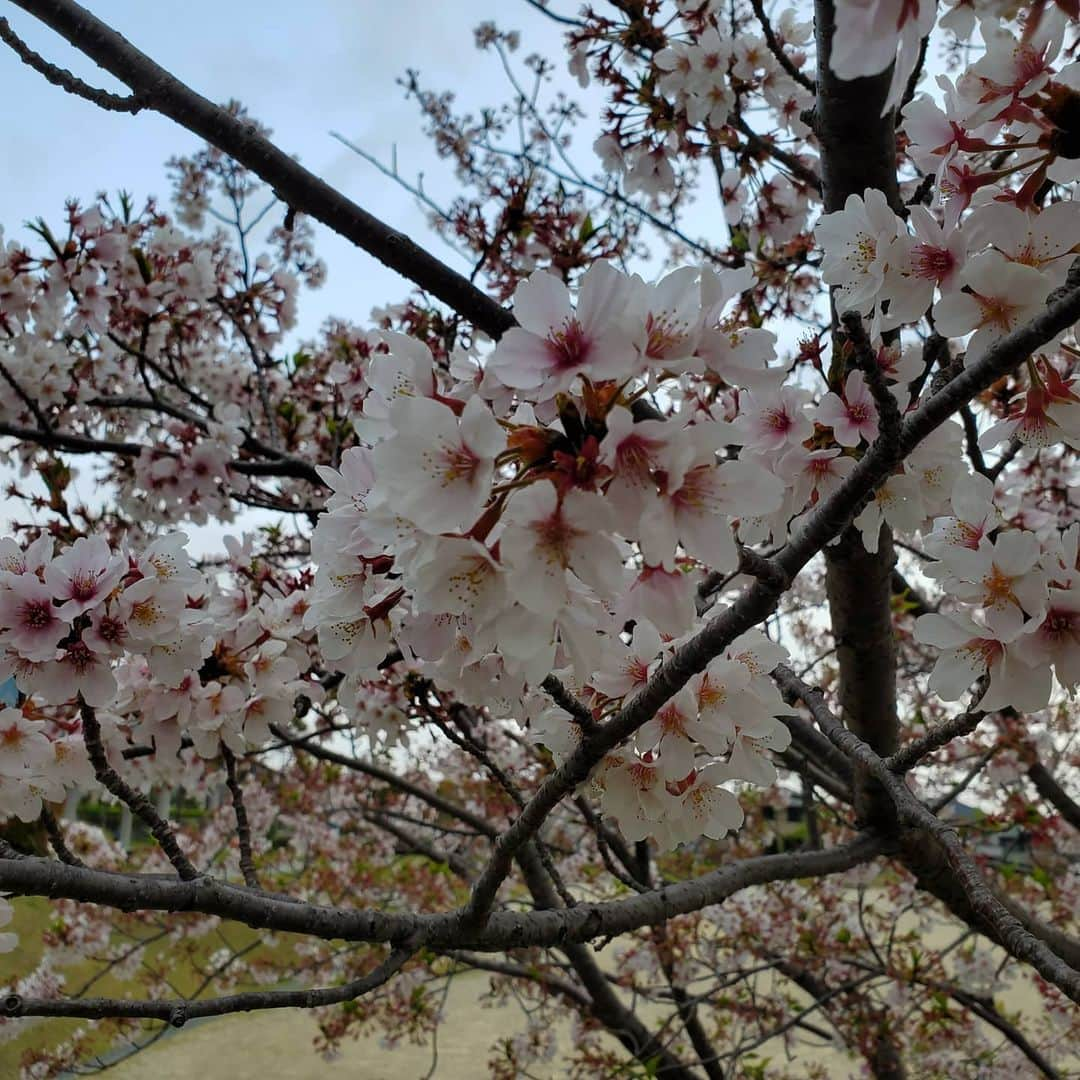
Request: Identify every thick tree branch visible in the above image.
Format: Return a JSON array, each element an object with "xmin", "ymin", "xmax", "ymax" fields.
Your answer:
[
  {"xmin": 80, "ymin": 701, "xmax": 198, "ymax": 880},
  {"xmin": 0, "ymin": 835, "xmax": 880, "ymax": 952},
  {"xmin": 9, "ymin": 0, "xmax": 516, "ymax": 339},
  {"xmin": 0, "ymin": 14, "xmax": 142, "ymax": 111},
  {"xmin": 774, "ymin": 666, "xmax": 1080, "ymax": 1005},
  {"xmin": 1028, "ymin": 760, "xmax": 1080, "ymax": 832}
]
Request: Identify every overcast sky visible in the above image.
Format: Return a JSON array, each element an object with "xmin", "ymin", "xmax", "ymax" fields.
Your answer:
[
  {"xmin": 0, "ymin": 1, "xmax": 624, "ymax": 545},
  {"xmin": 0, "ymin": 0, "xmax": 600, "ymax": 340}
]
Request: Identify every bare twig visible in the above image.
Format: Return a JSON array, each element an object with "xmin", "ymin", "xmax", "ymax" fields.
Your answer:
[
  {"xmin": 79, "ymin": 701, "xmax": 198, "ymax": 880},
  {"xmin": 221, "ymin": 746, "xmax": 259, "ymax": 889}
]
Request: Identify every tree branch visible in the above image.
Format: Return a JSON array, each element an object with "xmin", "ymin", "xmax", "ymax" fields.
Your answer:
[
  {"xmin": 0, "ymin": 14, "xmax": 142, "ymax": 111},
  {"xmin": 3, "ymin": 938, "xmax": 417, "ymax": 1025},
  {"xmin": 80, "ymin": 701, "xmax": 198, "ymax": 880},
  {"xmin": 9, "ymin": 0, "xmax": 516, "ymax": 339},
  {"xmin": 774, "ymin": 666, "xmax": 1080, "ymax": 1004},
  {"xmin": 0, "ymin": 835, "xmax": 881, "ymax": 952}
]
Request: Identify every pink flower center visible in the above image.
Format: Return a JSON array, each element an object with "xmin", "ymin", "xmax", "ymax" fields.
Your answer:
[
  {"xmin": 763, "ymin": 407, "xmax": 792, "ymax": 433},
  {"xmin": 1042, "ymin": 607, "xmax": 1079, "ymax": 643},
  {"xmin": 69, "ymin": 572, "xmax": 99, "ymax": 603},
  {"xmin": 910, "ymin": 243, "xmax": 955, "ymax": 283},
  {"xmin": 546, "ymin": 319, "xmax": 592, "ymax": 371},
  {"xmin": 19, "ymin": 599, "xmax": 54, "ymax": 630}
]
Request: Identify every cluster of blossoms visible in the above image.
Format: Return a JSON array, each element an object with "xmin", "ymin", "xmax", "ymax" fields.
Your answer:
[
  {"xmin": 915, "ymin": 476, "xmax": 1080, "ymax": 714},
  {"xmin": 305, "ymin": 251, "xmax": 994, "ymax": 847},
  {"xmin": 0, "ymin": 152, "xmax": 326, "ymax": 530},
  {"xmin": 0, "ymin": 530, "xmax": 319, "ymax": 821},
  {"xmin": 575, "ymin": 0, "xmax": 818, "ymax": 267},
  {"xmin": 597, "ymin": 8, "xmax": 814, "ymax": 198}
]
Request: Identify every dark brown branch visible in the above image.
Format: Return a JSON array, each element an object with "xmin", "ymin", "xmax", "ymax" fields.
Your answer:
[
  {"xmin": 10, "ymin": 0, "xmax": 516, "ymax": 339},
  {"xmin": 0, "ymin": 422, "xmax": 142, "ymax": 457},
  {"xmin": 80, "ymin": 701, "xmax": 198, "ymax": 880},
  {"xmin": 3, "ymin": 938, "xmax": 417, "ymax": 1025},
  {"xmin": 749, "ymin": 0, "xmax": 815, "ymax": 91},
  {"xmin": 40, "ymin": 808, "xmax": 85, "ymax": 868},
  {"xmin": 268, "ymin": 722, "xmax": 499, "ymax": 839},
  {"xmin": 540, "ymin": 673, "xmax": 596, "ymax": 730},
  {"xmin": 774, "ymin": 667, "xmax": 1080, "ymax": 1005},
  {"xmin": 729, "ymin": 115, "xmax": 822, "ymax": 193},
  {"xmin": 960, "ymin": 404, "xmax": 989, "ymax": 477},
  {"xmin": 0, "ymin": 14, "xmax": 142, "ymax": 111},
  {"xmin": 0, "ymin": 421, "xmax": 325, "ymax": 486},
  {"xmin": 887, "ymin": 681, "xmax": 989, "ymax": 773},
  {"xmin": 0, "ymin": 835, "xmax": 881, "ymax": 952},
  {"xmin": 221, "ymin": 746, "xmax": 259, "ymax": 889},
  {"xmin": 1028, "ymin": 760, "xmax": 1080, "ymax": 832}
]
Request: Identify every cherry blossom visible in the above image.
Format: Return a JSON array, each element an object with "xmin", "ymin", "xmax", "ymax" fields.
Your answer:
[
  {"xmin": 815, "ymin": 189, "xmax": 899, "ymax": 316},
  {"xmin": 0, "ymin": 575, "xmax": 71, "ymax": 663},
  {"xmin": 817, "ymin": 370, "xmax": 880, "ymax": 447},
  {"xmin": 934, "ymin": 252, "xmax": 1054, "ymax": 365},
  {"xmin": 371, "ymin": 394, "xmax": 504, "ymax": 535},
  {"xmin": 500, "ymin": 483, "xmax": 624, "ymax": 616},
  {"xmin": 488, "ymin": 263, "xmax": 634, "ymax": 399}
]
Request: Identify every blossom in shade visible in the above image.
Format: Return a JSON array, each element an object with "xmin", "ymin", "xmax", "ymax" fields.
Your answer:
[
  {"xmin": 817, "ymin": 370, "xmax": 880, "ymax": 447},
  {"xmin": 0, "ymin": 575, "xmax": 69, "ymax": 662},
  {"xmin": 45, "ymin": 536, "xmax": 126, "ymax": 619}
]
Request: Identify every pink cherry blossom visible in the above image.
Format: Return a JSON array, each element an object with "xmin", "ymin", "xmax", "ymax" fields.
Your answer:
[
  {"xmin": 817, "ymin": 370, "xmax": 880, "ymax": 447},
  {"xmin": 44, "ymin": 536, "xmax": 126, "ymax": 619},
  {"xmin": 488, "ymin": 263, "xmax": 635, "ymax": 398},
  {"xmin": 0, "ymin": 574, "xmax": 69, "ymax": 662}
]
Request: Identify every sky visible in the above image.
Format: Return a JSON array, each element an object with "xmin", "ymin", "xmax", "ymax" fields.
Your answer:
[
  {"xmin": 0, "ymin": 1, "xmax": 617, "ymax": 547},
  {"xmin": 0, "ymin": 0, "xmax": 606, "ymax": 342}
]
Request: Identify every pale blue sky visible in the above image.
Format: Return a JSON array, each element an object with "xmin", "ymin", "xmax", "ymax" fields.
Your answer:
[{"xmin": 0, "ymin": 0, "xmax": 594, "ymax": 340}]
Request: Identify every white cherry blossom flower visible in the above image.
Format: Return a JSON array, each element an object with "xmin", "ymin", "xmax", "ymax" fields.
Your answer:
[
  {"xmin": 915, "ymin": 610, "xmax": 1051, "ymax": 711},
  {"xmin": 488, "ymin": 263, "xmax": 635, "ymax": 398},
  {"xmin": 45, "ymin": 536, "xmax": 126, "ymax": 619},
  {"xmin": 372, "ymin": 394, "xmax": 504, "ymax": 535},
  {"xmin": 0, "ymin": 575, "xmax": 69, "ymax": 662},
  {"xmin": 640, "ymin": 455, "xmax": 784, "ymax": 572},
  {"xmin": 933, "ymin": 252, "xmax": 1052, "ymax": 366},
  {"xmin": 880, "ymin": 205, "xmax": 967, "ymax": 329},
  {"xmin": 942, "ymin": 531, "xmax": 1049, "ymax": 637},
  {"xmin": 816, "ymin": 189, "xmax": 900, "ymax": 314},
  {"xmin": 501, "ymin": 483, "xmax": 624, "ymax": 616},
  {"xmin": 831, "ymin": 0, "xmax": 936, "ymax": 113},
  {"xmin": 817, "ymin": 370, "xmax": 879, "ymax": 447},
  {"xmin": 591, "ymin": 619, "xmax": 663, "ymax": 701}
]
